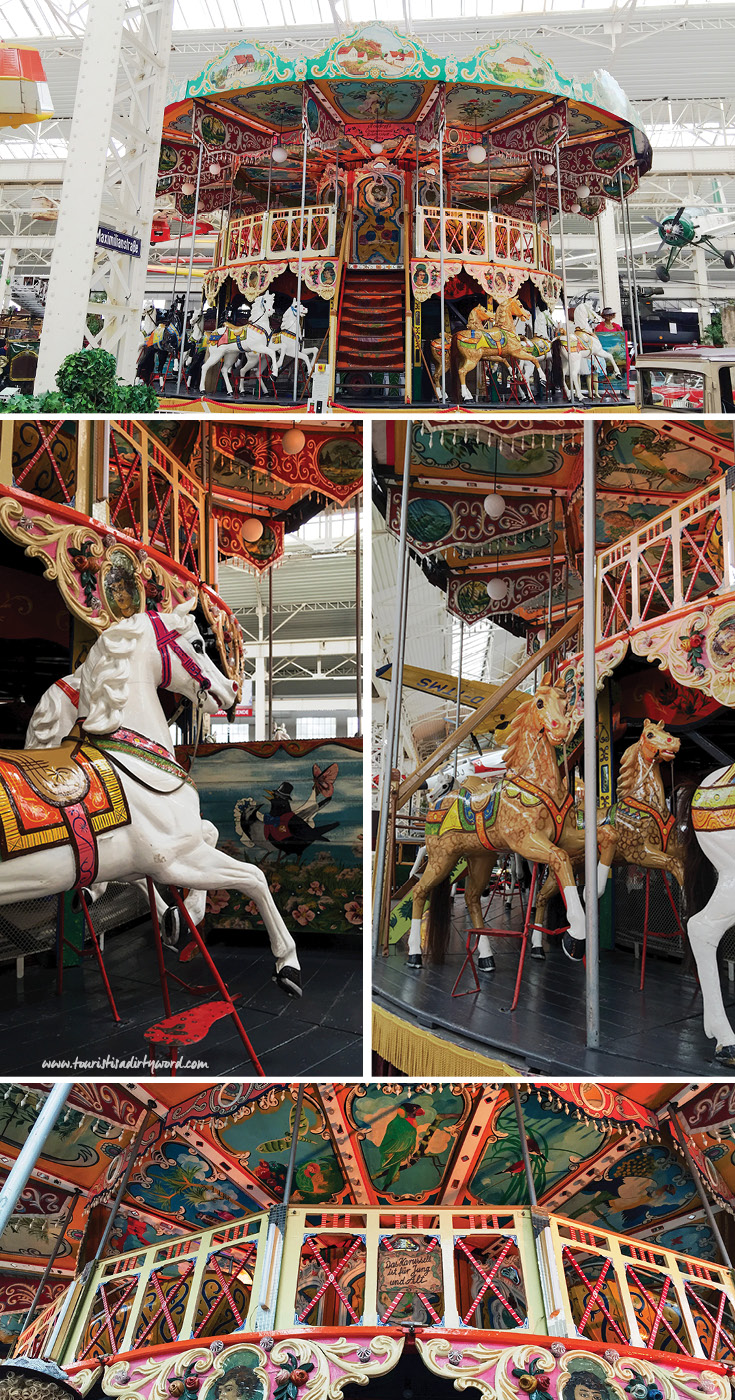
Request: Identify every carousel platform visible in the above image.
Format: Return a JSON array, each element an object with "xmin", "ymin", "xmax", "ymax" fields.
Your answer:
[
  {"xmin": 0, "ymin": 919, "xmax": 362, "ymax": 1076},
  {"xmin": 372, "ymin": 896, "xmax": 733, "ymax": 1076}
]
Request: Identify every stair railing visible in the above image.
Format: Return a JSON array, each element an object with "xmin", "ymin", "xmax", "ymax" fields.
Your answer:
[{"xmin": 328, "ymin": 204, "xmax": 353, "ymax": 402}]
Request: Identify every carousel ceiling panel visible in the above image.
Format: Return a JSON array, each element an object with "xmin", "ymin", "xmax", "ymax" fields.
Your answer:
[
  {"xmin": 0, "ymin": 1088, "xmax": 138, "ymax": 1188},
  {"xmin": 227, "ymin": 84, "xmax": 304, "ymax": 127},
  {"xmin": 594, "ymin": 424, "xmax": 731, "ymax": 498},
  {"xmin": 323, "ymin": 78, "xmax": 431, "ymax": 123},
  {"xmin": 652, "ymin": 1222, "xmax": 717, "ymax": 1262},
  {"xmin": 444, "ymin": 84, "xmax": 536, "ymax": 128},
  {"xmin": 209, "ymin": 1085, "xmax": 348, "ymax": 1205},
  {"xmin": 444, "ymin": 519, "xmax": 566, "ymax": 570},
  {"xmin": 561, "ymin": 1143, "xmax": 699, "ymax": 1233},
  {"xmin": 337, "ymin": 1083, "xmax": 474, "ymax": 1204},
  {"xmin": 384, "ymin": 486, "xmax": 560, "ymax": 558},
  {"xmin": 409, "ymin": 423, "xmax": 583, "ymax": 492},
  {"xmin": 213, "ymin": 424, "xmax": 363, "ymax": 506},
  {"xmin": 463, "ymin": 1093, "xmax": 612, "ymax": 1207},
  {"xmin": 121, "ymin": 1134, "xmax": 261, "ymax": 1227}
]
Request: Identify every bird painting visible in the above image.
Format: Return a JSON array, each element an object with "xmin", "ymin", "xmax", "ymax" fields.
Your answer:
[{"xmin": 373, "ymin": 1102, "xmax": 427, "ymax": 1190}]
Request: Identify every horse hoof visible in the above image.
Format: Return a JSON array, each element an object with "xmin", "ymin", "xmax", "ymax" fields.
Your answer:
[
  {"xmin": 530, "ymin": 945, "xmax": 545, "ymax": 961},
  {"xmin": 478, "ymin": 956, "xmax": 495, "ymax": 974},
  {"xmin": 715, "ymin": 1044, "xmax": 735, "ymax": 1066},
  {"xmin": 161, "ymin": 906, "xmax": 180, "ymax": 948},
  {"xmin": 273, "ymin": 964, "xmax": 302, "ymax": 998},
  {"xmin": 406, "ymin": 953, "xmax": 423, "ymax": 970},
  {"xmin": 562, "ymin": 930, "xmax": 585, "ymax": 962}
]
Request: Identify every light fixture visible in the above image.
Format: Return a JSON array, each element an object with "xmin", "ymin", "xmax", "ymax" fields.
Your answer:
[
  {"xmin": 571, "ymin": 202, "xmax": 581, "ymax": 214},
  {"xmin": 241, "ymin": 517, "xmax": 264, "ymax": 543},
  {"xmin": 542, "ymin": 162, "xmax": 555, "ymax": 177},
  {"xmin": 272, "ymin": 144, "xmax": 288, "ymax": 165},
  {"xmin": 209, "ymin": 161, "xmax": 221, "ymax": 177},
  {"xmin": 370, "ymin": 141, "xmax": 384, "ymax": 154},
  {"xmin": 467, "ymin": 143, "xmax": 487, "ymax": 165},
  {"xmin": 181, "ymin": 181, "xmax": 195, "ymax": 196},
  {"xmin": 577, "ymin": 182, "xmax": 590, "ymax": 199},
  {"xmin": 483, "ymin": 492, "xmax": 505, "ymax": 519},
  {"xmin": 486, "ymin": 576, "xmax": 507, "ymax": 601},
  {"xmin": 282, "ymin": 426, "xmax": 306, "ymax": 455}
]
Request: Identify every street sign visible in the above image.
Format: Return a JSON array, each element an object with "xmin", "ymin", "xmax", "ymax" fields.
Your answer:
[{"xmin": 96, "ymin": 226, "xmax": 142, "ymax": 258}]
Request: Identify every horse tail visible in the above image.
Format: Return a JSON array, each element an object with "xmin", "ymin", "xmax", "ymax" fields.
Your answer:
[
  {"xmin": 551, "ymin": 336, "xmax": 563, "ymax": 392},
  {"xmin": 678, "ymin": 778, "xmax": 717, "ymax": 920},
  {"xmin": 425, "ymin": 875, "xmax": 452, "ymax": 964},
  {"xmin": 448, "ymin": 333, "xmax": 461, "ymax": 403}
]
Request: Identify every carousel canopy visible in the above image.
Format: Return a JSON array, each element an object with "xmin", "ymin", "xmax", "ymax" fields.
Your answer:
[
  {"xmin": 1, "ymin": 1078, "xmax": 735, "ymax": 1320},
  {"xmin": 157, "ymin": 23, "xmax": 652, "ymax": 225},
  {"xmin": 373, "ymin": 419, "xmax": 735, "ymax": 631}
]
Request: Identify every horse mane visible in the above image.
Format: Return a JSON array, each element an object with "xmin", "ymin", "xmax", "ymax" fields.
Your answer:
[
  {"xmin": 502, "ymin": 691, "xmax": 541, "ymax": 771},
  {"xmin": 26, "ymin": 676, "xmax": 79, "ymax": 748},
  {"xmin": 617, "ymin": 736, "xmax": 643, "ymax": 801},
  {"xmin": 78, "ymin": 617, "xmax": 146, "ymax": 734}
]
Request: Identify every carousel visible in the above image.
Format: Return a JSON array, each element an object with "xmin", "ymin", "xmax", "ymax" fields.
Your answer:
[
  {"xmin": 372, "ymin": 417, "xmax": 735, "ymax": 1079},
  {"xmin": 0, "ymin": 417, "xmax": 363, "ymax": 1077},
  {"xmin": 3, "ymin": 1081, "xmax": 735, "ymax": 1400},
  {"xmin": 149, "ymin": 22, "xmax": 651, "ymax": 410}
]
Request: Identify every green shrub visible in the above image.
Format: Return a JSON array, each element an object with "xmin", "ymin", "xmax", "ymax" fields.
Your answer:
[{"xmin": 0, "ymin": 346, "xmax": 160, "ymax": 413}]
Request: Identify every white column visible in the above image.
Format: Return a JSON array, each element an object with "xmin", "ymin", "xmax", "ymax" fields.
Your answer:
[
  {"xmin": 595, "ymin": 203, "xmax": 622, "ymax": 322},
  {"xmin": 693, "ymin": 243, "xmax": 712, "ymax": 333},
  {"xmin": 36, "ymin": 0, "xmax": 173, "ymax": 390},
  {"xmin": 1, "ymin": 247, "xmax": 16, "ymax": 313},
  {"xmin": 254, "ymin": 656, "xmax": 266, "ymax": 740}
]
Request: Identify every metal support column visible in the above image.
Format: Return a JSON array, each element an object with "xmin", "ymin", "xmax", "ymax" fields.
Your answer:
[
  {"xmin": 618, "ymin": 172, "xmax": 638, "ymax": 357},
  {"xmin": 36, "ymin": 0, "xmax": 174, "ymax": 389},
  {"xmin": 254, "ymin": 1083, "xmax": 305, "ymax": 1330},
  {"xmin": 14, "ymin": 1187, "xmax": 79, "ymax": 1348},
  {"xmin": 583, "ymin": 419, "xmax": 599, "ymax": 1048},
  {"xmin": 595, "ymin": 202, "xmax": 623, "ymax": 325},
  {"xmin": 293, "ymin": 129, "xmax": 309, "ymax": 403},
  {"xmin": 438, "ymin": 112, "xmax": 446, "ymax": 403},
  {"xmin": 93, "ymin": 1110, "xmax": 153, "ymax": 1264},
  {"xmin": 554, "ymin": 145, "xmax": 575, "ymax": 408},
  {"xmin": 176, "ymin": 142, "xmax": 203, "ymax": 395},
  {"xmin": 0, "ymin": 1084, "xmax": 71, "ymax": 1237},
  {"xmin": 511, "ymin": 1083, "xmax": 538, "ymax": 1206},
  {"xmin": 373, "ymin": 423, "xmax": 413, "ymax": 955},
  {"xmin": 268, "ymin": 565, "xmax": 274, "ymax": 737},
  {"xmin": 453, "ymin": 621, "xmax": 464, "ymax": 781},
  {"xmin": 671, "ymin": 1112, "xmax": 732, "ymax": 1266},
  {"xmin": 355, "ymin": 492, "xmax": 362, "ymax": 734}
]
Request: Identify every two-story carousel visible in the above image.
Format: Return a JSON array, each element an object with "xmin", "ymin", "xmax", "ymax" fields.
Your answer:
[
  {"xmin": 2, "ymin": 1082, "xmax": 735, "ymax": 1400},
  {"xmin": 154, "ymin": 23, "xmax": 651, "ymax": 410}
]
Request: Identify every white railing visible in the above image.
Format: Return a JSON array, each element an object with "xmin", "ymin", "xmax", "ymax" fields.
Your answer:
[
  {"xmin": 597, "ymin": 475, "xmax": 735, "ymax": 640},
  {"xmin": 215, "ymin": 204, "xmax": 337, "ymax": 267},
  {"xmin": 415, "ymin": 205, "xmax": 553, "ymax": 273}
]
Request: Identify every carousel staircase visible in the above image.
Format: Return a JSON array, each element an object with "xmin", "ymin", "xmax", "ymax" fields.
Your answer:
[{"xmin": 336, "ymin": 268, "xmax": 405, "ymax": 375}]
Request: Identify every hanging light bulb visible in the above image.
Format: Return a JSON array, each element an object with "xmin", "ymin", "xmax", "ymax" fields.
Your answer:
[
  {"xmin": 577, "ymin": 183, "xmax": 590, "ymax": 199},
  {"xmin": 468, "ymin": 143, "xmax": 487, "ymax": 165},
  {"xmin": 209, "ymin": 161, "xmax": 221, "ymax": 177},
  {"xmin": 181, "ymin": 181, "xmax": 195, "ymax": 196},
  {"xmin": 370, "ymin": 141, "xmax": 384, "ymax": 154},
  {"xmin": 241, "ymin": 517, "xmax": 264, "ymax": 543},
  {"xmin": 571, "ymin": 202, "xmax": 581, "ymax": 215},
  {"xmin": 483, "ymin": 492, "xmax": 505, "ymax": 520},
  {"xmin": 282, "ymin": 426, "xmax": 306, "ymax": 455},
  {"xmin": 542, "ymin": 162, "xmax": 555, "ymax": 177},
  {"xmin": 486, "ymin": 576, "xmax": 507, "ymax": 601},
  {"xmin": 272, "ymin": 144, "xmax": 288, "ymax": 165}
]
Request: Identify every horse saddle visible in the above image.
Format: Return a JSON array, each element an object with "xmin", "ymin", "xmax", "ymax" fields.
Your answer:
[{"xmin": 0, "ymin": 738, "xmax": 130, "ymax": 884}]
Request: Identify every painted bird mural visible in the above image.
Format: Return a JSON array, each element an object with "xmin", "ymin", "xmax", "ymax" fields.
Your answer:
[
  {"xmin": 234, "ymin": 763, "xmax": 340, "ymax": 861},
  {"xmin": 373, "ymin": 1102, "xmax": 426, "ymax": 1190}
]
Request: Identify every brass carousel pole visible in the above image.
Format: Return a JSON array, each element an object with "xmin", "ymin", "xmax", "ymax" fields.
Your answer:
[
  {"xmin": 554, "ymin": 143, "xmax": 576, "ymax": 409},
  {"xmin": 373, "ymin": 423, "xmax": 412, "ymax": 956},
  {"xmin": 176, "ymin": 140, "xmax": 203, "ymax": 395},
  {"xmin": 15, "ymin": 1189, "xmax": 80, "ymax": 1345},
  {"xmin": 293, "ymin": 121, "xmax": 309, "ymax": 404},
  {"xmin": 438, "ymin": 104, "xmax": 446, "ymax": 403},
  {"xmin": 671, "ymin": 1111, "xmax": 733, "ymax": 1267},
  {"xmin": 511, "ymin": 1083, "xmax": 537, "ymax": 1205}
]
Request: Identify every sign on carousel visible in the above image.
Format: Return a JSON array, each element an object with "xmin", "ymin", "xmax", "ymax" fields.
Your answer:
[{"xmin": 96, "ymin": 225, "xmax": 141, "ymax": 258}]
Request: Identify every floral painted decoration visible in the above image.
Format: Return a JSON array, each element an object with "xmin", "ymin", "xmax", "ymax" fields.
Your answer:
[
  {"xmin": 273, "ymin": 1354, "xmax": 315, "ymax": 1400},
  {"xmin": 512, "ymin": 1361, "xmax": 552, "ymax": 1395}
]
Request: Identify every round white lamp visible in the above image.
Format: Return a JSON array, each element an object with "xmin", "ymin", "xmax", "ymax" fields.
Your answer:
[
  {"xmin": 577, "ymin": 183, "xmax": 590, "ymax": 199},
  {"xmin": 370, "ymin": 141, "xmax": 384, "ymax": 154},
  {"xmin": 486, "ymin": 577, "xmax": 507, "ymax": 601},
  {"xmin": 209, "ymin": 162, "xmax": 221, "ymax": 177},
  {"xmin": 483, "ymin": 492, "xmax": 505, "ymax": 520},
  {"xmin": 272, "ymin": 145, "xmax": 288, "ymax": 165},
  {"xmin": 282, "ymin": 427, "xmax": 306, "ymax": 455},
  {"xmin": 542, "ymin": 162, "xmax": 555, "ymax": 177},
  {"xmin": 468, "ymin": 143, "xmax": 487, "ymax": 165},
  {"xmin": 181, "ymin": 181, "xmax": 195, "ymax": 196},
  {"xmin": 241, "ymin": 517, "xmax": 264, "ymax": 543}
]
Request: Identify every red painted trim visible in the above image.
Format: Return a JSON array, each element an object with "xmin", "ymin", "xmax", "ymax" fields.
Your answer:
[{"xmin": 64, "ymin": 1327, "xmax": 729, "ymax": 1378}]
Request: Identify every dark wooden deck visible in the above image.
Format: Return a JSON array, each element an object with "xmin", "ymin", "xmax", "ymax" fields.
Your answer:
[
  {"xmin": 0, "ymin": 921, "xmax": 362, "ymax": 1076},
  {"xmin": 373, "ymin": 896, "xmax": 733, "ymax": 1076}
]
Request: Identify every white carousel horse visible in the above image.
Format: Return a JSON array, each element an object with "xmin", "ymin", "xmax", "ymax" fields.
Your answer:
[
  {"xmin": 4, "ymin": 599, "xmax": 302, "ymax": 997},
  {"xmin": 269, "ymin": 298, "xmax": 318, "ymax": 384},
  {"xmin": 200, "ymin": 292, "xmax": 281, "ymax": 396},
  {"xmin": 513, "ymin": 314, "xmax": 548, "ymax": 398},
  {"xmin": 573, "ymin": 300, "xmax": 620, "ymax": 382},
  {"xmin": 25, "ymin": 671, "xmax": 214, "ymax": 943},
  {"xmin": 140, "ymin": 304, "xmax": 158, "ymax": 338},
  {"xmin": 682, "ymin": 767, "xmax": 735, "ymax": 1065}
]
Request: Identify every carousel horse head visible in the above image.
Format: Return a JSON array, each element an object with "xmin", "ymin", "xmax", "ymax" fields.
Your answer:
[
  {"xmin": 637, "ymin": 720, "xmax": 681, "ymax": 766},
  {"xmin": 78, "ymin": 599, "xmax": 237, "ymax": 734},
  {"xmin": 251, "ymin": 291, "xmax": 275, "ymax": 322},
  {"xmin": 504, "ymin": 676, "xmax": 573, "ymax": 762}
]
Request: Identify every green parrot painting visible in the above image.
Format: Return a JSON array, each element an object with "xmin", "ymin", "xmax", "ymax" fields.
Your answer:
[{"xmin": 373, "ymin": 1103, "xmax": 427, "ymax": 1190}]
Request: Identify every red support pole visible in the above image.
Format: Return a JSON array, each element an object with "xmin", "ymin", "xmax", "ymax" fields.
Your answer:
[{"xmin": 77, "ymin": 888, "xmax": 121, "ymax": 1023}]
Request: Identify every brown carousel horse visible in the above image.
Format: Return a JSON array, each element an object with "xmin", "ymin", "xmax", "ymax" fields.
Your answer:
[
  {"xmin": 534, "ymin": 720, "xmax": 684, "ymax": 937},
  {"xmin": 429, "ymin": 298, "xmax": 546, "ymax": 402},
  {"xmin": 406, "ymin": 678, "xmax": 617, "ymax": 970}
]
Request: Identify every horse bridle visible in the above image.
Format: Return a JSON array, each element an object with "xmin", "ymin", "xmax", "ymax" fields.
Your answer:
[{"xmin": 149, "ymin": 612, "xmax": 215, "ymax": 704}]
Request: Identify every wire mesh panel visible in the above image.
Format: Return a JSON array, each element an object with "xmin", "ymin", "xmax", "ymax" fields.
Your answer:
[
  {"xmin": 0, "ymin": 884, "xmax": 149, "ymax": 964},
  {"xmin": 613, "ymin": 866, "xmax": 684, "ymax": 959}
]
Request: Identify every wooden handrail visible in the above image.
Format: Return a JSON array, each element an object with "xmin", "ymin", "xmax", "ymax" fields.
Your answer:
[{"xmin": 397, "ymin": 606, "xmax": 583, "ymax": 807}]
